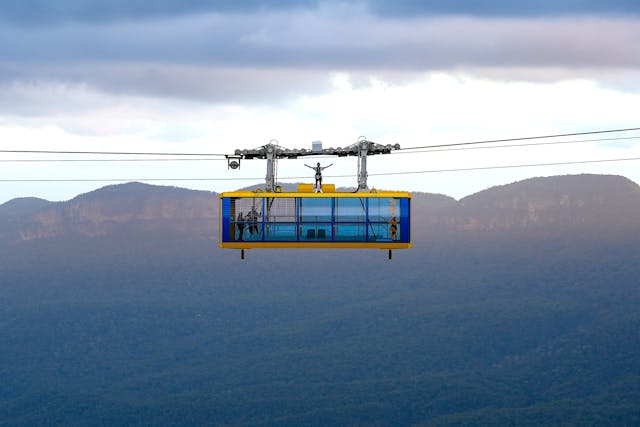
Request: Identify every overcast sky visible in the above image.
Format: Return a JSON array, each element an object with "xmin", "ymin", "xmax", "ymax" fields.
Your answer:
[{"xmin": 1, "ymin": 0, "xmax": 639, "ymax": 203}]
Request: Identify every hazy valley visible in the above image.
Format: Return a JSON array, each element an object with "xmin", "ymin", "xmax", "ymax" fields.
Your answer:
[{"xmin": 1, "ymin": 174, "xmax": 639, "ymax": 426}]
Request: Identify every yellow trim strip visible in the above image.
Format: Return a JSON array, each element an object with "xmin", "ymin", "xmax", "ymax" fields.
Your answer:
[
  {"xmin": 219, "ymin": 191, "xmax": 412, "ymax": 199},
  {"xmin": 219, "ymin": 242, "xmax": 412, "ymax": 249}
]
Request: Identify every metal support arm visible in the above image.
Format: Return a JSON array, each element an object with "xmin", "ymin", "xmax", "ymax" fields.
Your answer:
[
  {"xmin": 265, "ymin": 144, "xmax": 276, "ymax": 192},
  {"xmin": 357, "ymin": 139, "xmax": 369, "ymax": 191},
  {"xmin": 231, "ymin": 138, "xmax": 400, "ymax": 192}
]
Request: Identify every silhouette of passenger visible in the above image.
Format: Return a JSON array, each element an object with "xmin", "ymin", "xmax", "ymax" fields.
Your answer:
[
  {"xmin": 247, "ymin": 206, "xmax": 261, "ymax": 237},
  {"xmin": 236, "ymin": 212, "xmax": 245, "ymax": 241},
  {"xmin": 389, "ymin": 215, "xmax": 398, "ymax": 240}
]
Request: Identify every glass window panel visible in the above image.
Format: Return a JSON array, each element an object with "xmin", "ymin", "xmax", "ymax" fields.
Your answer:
[
  {"xmin": 300, "ymin": 198, "xmax": 332, "ymax": 222},
  {"xmin": 300, "ymin": 224, "xmax": 331, "ymax": 241},
  {"xmin": 265, "ymin": 223, "xmax": 296, "ymax": 241},
  {"xmin": 367, "ymin": 221, "xmax": 401, "ymax": 241},
  {"xmin": 368, "ymin": 198, "xmax": 401, "ymax": 222},
  {"xmin": 230, "ymin": 197, "xmax": 263, "ymax": 241},
  {"xmin": 265, "ymin": 197, "xmax": 296, "ymax": 223},
  {"xmin": 231, "ymin": 198, "xmax": 263, "ymax": 222},
  {"xmin": 335, "ymin": 198, "xmax": 366, "ymax": 222},
  {"xmin": 334, "ymin": 223, "xmax": 367, "ymax": 241}
]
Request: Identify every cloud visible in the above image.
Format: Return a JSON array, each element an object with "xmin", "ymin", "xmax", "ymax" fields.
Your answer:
[
  {"xmin": 0, "ymin": 0, "xmax": 319, "ymax": 25},
  {"xmin": 1, "ymin": 4, "xmax": 639, "ymax": 103},
  {"xmin": 1, "ymin": 0, "xmax": 638, "ymax": 26},
  {"xmin": 0, "ymin": 64, "xmax": 334, "ymax": 109},
  {"xmin": 2, "ymin": 8, "xmax": 639, "ymax": 67},
  {"xmin": 367, "ymin": 0, "xmax": 640, "ymax": 17},
  {"xmin": 1, "ymin": 71, "xmax": 639, "ymax": 203}
]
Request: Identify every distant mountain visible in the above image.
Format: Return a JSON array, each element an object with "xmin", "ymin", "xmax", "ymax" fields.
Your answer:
[
  {"xmin": 1, "ymin": 174, "xmax": 639, "ymax": 244},
  {"xmin": 451, "ymin": 174, "xmax": 640, "ymax": 232},
  {"xmin": 0, "ymin": 197, "xmax": 51, "ymax": 218},
  {"xmin": 2, "ymin": 182, "xmax": 217, "ymax": 242}
]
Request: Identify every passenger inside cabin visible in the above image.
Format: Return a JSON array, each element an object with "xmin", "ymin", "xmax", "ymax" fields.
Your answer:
[
  {"xmin": 389, "ymin": 215, "xmax": 398, "ymax": 240},
  {"xmin": 236, "ymin": 212, "xmax": 245, "ymax": 241},
  {"xmin": 247, "ymin": 206, "xmax": 261, "ymax": 238}
]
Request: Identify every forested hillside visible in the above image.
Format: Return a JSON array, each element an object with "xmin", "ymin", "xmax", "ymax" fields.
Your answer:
[{"xmin": 1, "ymin": 175, "xmax": 639, "ymax": 426}]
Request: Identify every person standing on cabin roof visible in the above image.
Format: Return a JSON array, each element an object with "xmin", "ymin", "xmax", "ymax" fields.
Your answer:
[{"xmin": 305, "ymin": 162, "xmax": 333, "ymax": 192}]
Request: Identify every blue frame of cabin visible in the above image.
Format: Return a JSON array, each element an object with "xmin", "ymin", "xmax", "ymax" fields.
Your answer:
[{"xmin": 221, "ymin": 196, "xmax": 410, "ymax": 244}]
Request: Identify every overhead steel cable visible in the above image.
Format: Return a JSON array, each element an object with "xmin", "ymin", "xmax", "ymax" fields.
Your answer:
[
  {"xmin": 0, "ymin": 158, "xmax": 228, "ymax": 163},
  {"xmin": 367, "ymin": 156, "xmax": 640, "ymax": 176},
  {"xmin": 2, "ymin": 135, "xmax": 638, "ymax": 162},
  {"xmin": 0, "ymin": 177, "xmax": 265, "ymax": 182},
  {"xmin": 0, "ymin": 149, "xmax": 228, "ymax": 156},
  {"xmin": 396, "ymin": 127, "xmax": 640, "ymax": 151},
  {"xmin": 2, "ymin": 155, "xmax": 639, "ymax": 182},
  {"xmin": 392, "ymin": 136, "xmax": 640, "ymax": 155},
  {"xmin": 1, "ymin": 127, "xmax": 638, "ymax": 158}
]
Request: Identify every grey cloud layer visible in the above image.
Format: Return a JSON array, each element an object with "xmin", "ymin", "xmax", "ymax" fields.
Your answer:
[
  {"xmin": 0, "ymin": 0, "xmax": 318, "ymax": 25},
  {"xmin": 368, "ymin": 0, "xmax": 640, "ymax": 17},
  {"xmin": 1, "ymin": 0, "xmax": 638, "ymax": 25},
  {"xmin": 2, "ymin": 12, "xmax": 639, "ymax": 68},
  {"xmin": 0, "ymin": 65, "xmax": 334, "ymax": 116},
  {"xmin": 1, "ymin": 8, "xmax": 640, "ymax": 102}
]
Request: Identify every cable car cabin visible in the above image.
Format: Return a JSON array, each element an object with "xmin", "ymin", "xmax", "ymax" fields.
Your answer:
[{"xmin": 219, "ymin": 184, "xmax": 411, "ymax": 254}]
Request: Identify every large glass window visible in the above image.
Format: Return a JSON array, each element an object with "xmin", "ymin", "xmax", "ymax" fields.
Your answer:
[
  {"xmin": 300, "ymin": 198, "xmax": 332, "ymax": 222},
  {"xmin": 367, "ymin": 221, "xmax": 400, "ymax": 241},
  {"xmin": 300, "ymin": 224, "xmax": 331, "ymax": 241},
  {"xmin": 367, "ymin": 198, "xmax": 401, "ymax": 241},
  {"xmin": 265, "ymin": 223, "xmax": 296, "ymax": 240},
  {"xmin": 229, "ymin": 197, "xmax": 263, "ymax": 241},
  {"xmin": 368, "ymin": 198, "xmax": 401, "ymax": 222},
  {"xmin": 334, "ymin": 223, "xmax": 367, "ymax": 241},
  {"xmin": 335, "ymin": 198, "xmax": 366, "ymax": 222},
  {"xmin": 265, "ymin": 197, "xmax": 296, "ymax": 223}
]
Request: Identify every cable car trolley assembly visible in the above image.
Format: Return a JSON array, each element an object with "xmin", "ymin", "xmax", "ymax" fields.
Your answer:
[{"xmin": 219, "ymin": 137, "xmax": 411, "ymax": 259}]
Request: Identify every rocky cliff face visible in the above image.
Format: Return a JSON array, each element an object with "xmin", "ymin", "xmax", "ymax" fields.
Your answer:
[
  {"xmin": 449, "ymin": 174, "xmax": 640, "ymax": 231},
  {"xmin": 1, "ymin": 175, "xmax": 639, "ymax": 243},
  {"xmin": 6, "ymin": 183, "xmax": 218, "ymax": 242}
]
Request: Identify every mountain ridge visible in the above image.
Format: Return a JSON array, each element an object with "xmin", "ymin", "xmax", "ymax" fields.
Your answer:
[
  {"xmin": 452, "ymin": 174, "xmax": 640, "ymax": 231},
  {"xmin": 0, "ymin": 197, "xmax": 51, "ymax": 218},
  {"xmin": 1, "ymin": 174, "xmax": 639, "ymax": 243},
  {"xmin": 1, "ymin": 182, "xmax": 218, "ymax": 241}
]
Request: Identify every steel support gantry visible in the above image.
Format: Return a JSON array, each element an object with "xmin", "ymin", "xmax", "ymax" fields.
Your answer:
[{"xmin": 227, "ymin": 137, "xmax": 399, "ymax": 192}]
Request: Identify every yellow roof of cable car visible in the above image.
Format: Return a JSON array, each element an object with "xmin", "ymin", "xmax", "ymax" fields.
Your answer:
[{"xmin": 220, "ymin": 184, "xmax": 412, "ymax": 199}]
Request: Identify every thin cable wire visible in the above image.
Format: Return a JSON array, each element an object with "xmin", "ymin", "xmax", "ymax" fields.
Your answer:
[
  {"xmin": 1, "ymin": 127, "xmax": 638, "ymax": 158},
  {"xmin": 0, "ymin": 177, "xmax": 269, "ymax": 182},
  {"xmin": 367, "ymin": 156, "xmax": 640, "ymax": 177},
  {"xmin": 397, "ymin": 127, "xmax": 640, "ymax": 151},
  {"xmin": 0, "ymin": 158, "xmax": 228, "ymax": 163},
  {"xmin": 2, "ymin": 156, "xmax": 638, "ymax": 182},
  {"xmin": 3, "ymin": 135, "xmax": 639, "ymax": 162},
  {"xmin": 0, "ymin": 149, "xmax": 228, "ymax": 157},
  {"xmin": 0, "ymin": 155, "xmax": 339, "ymax": 162},
  {"xmin": 392, "ymin": 136, "xmax": 640, "ymax": 155}
]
